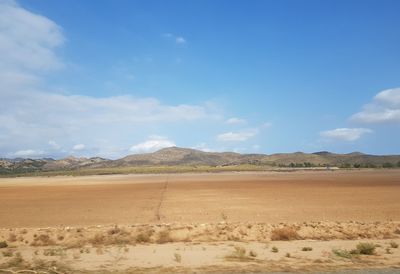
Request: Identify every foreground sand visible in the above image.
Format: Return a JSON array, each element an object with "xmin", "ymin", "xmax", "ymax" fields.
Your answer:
[{"xmin": 0, "ymin": 170, "xmax": 399, "ymax": 273}]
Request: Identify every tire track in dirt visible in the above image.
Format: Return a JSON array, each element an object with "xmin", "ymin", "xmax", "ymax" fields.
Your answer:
[{"xmin": 155, "ymin": 176, "xmax": 169, "ymax": 221}]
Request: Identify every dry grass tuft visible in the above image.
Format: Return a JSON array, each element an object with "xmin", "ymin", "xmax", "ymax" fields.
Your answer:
[
  {"xmin": 271, "ymin": 246, "xmax": 279, "ymax": 253},
  {"xmin": 174, "ymin": 253, "xmax": 182, "ymax": 263},
  {"xmin": 225, "ymin": 246, "xmax": 255, "ymax": 262},
  {"xmin": 352, "ymin": 242, "xmax": 376, "ymax": 255},
  {"xmin": 271, "ymin": 227, "xmax": 300, "ymax": 241},
  {"xmin": 0, "ymin": 241, "xmax": 8, "ymax": 248},
  {"xmin": 31, "ymin": 234, "xmax": 56, "ymax": 246},
  {"xmin": 157, "ymin": 230, "xmax": 173, "ymax": 244},
  {"xmin": 302, "ymin": 246, "xmax": 313, "ymax": 251},
  {"xmin": 136, "ymin": 229, "xmax": 154, "ymax": 243}
]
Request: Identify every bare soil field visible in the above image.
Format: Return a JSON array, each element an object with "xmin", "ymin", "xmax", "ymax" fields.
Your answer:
[
  {"xmin": 1, "ymin": 170, "xmax": 400, "ymax": 273},
  {"xmin": 0, "ymin": 170, "xmax": 399, "ymax": 227}
]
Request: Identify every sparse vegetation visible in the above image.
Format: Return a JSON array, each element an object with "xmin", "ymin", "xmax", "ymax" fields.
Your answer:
[
  {"xmin": 333, "ymin": 242, "xmax": 376, "ymax": 259},
  {"xmin": 225, "ymin": 246, "xmax": 256, "ymax": 262},
  {"xmin": 249, "ymin": 250, "xmax": 258, "ymax": 257},
  {"xmin": 332, "ymin": 249, "xmax": 352, "ymax": 259},
  {"xmin": 157, "ymin": 230, "xmax": 173, "ymax": 244},
  {"xmin": 221, "ymin": 212, "xmax": 228, "ymax": 222},
  {"xmin": 271, "ymin": 227, "xmax": 300, "ymax": 241},
  {"xmin": 389, "ymin": 241, "xmax": 398, "ymax": 248},
  {"xmin": 271, "ymin": 246, "xmax": 279, "ymax": 253},
  {"xmin": 174, "ymin": 253, "xmax": 182, "ymax": 263},
  {"xmin": 136, "ymin": 229, "xmax": 153, "ymax": 243},
  {"xmin": 2, "ymin": 249, "xmax": 14, "ymax": 257},
  {"xmin": 43, "ymin": 247, "xmax": 66, "ymax": 257},
  {"xmin": 0, "ymin": 241, "xmax": 8, "ymax": 248},
  {"xmin": 31, "ymin": 234, "xmax": 56, "ymax": 246},
  {"xmin": 302, "ymin": 246, "xmax": 312, "ymax": 251},
  {"xmin": 352, "ymin": 242, "xmax": 376, "ymax": 255}
]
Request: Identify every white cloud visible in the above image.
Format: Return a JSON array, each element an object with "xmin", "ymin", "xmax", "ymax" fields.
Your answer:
[
  {"xmin": 48, "ymin": 140, "xmax": 61, "ymax": 150},
  {"xmin": 320, "ymin": 128, "xmax": 372, "ymax": 142},
  {"xmin": 175, "ymin": 36, "xmax": 186, "ymax": 44},
  {"xmin": 72, "ymin": 144, "xmax": 85, "ymax": 151},
  {"xmin": 217, "ymin": 129, "xmax": 258, "ymax": 142},
  {"xmin": 13, "ymin": 149, "xmax": 45, "ymax": 158},
  {"xmin": 0, "ymin": 0, "xmax": 64, "ymax": 75},
  {"xmin": 162, "ymin": 33, "xmax": 186, "ymax": 44},
  {"xmin": 350, "ymin": 88, "xmax": 400, "ymax": 123},
  {"xmin": 129, "ymin": 136, "xmax": 175, "ymax": 154},
  {"xmin": 192, "ymin": 142, "xmax": 214, "ymax": 152},
  {"xmin": 261, "ymin": 122, "xmax": 272, "ymax": 128},
  {"xmin": 226, "ymin": 117, "xmax": 246, "ymax": 125}
]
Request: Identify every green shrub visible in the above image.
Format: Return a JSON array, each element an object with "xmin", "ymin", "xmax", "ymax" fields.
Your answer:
[
  {"xmin": 332, "ymin": 249, "xmax": 352, "ymax": 259},
  {"xmin": 352, "ymin": 242, "xmax": 376, "ymax": 255}
]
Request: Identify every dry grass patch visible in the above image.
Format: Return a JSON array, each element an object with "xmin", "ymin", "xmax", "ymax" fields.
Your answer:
[
  {"xmin": 271, "ymin": 246, "xmax": 279, "ymax": 253},
  {"xmin": 31, "ymin": 234, "xmax": 56, "ymax": 246},
  {"xmin": 302, "ymin": 246, "xmax": 313, "ymax": 251},
  {"xmin": 174, "ymin": 253, "xmax": 182, "ymax": 263},
  {"xmin": 351, "ymin": 242, "xmax": 376, "ymax": 255},
  {"xmin": 0, "ymin": 241, "xmax": 8, "ymax": 248},
  {"xmin": 135, "ymin": 228, "xmax": 154, "ymax": 243},
  {"xmin": 157, "ymin": 230, "xmax": 173, "ymax": 244},
  {"xmin": 225, "ymin": 246, "xmax": 256, "ymax": 262},
  {"xmin": 271, "ymin": 227, "xmax": 300, "ymax": 241}
]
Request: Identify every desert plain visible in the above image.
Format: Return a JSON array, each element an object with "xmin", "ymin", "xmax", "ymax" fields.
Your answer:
[{"xmin": 0, "ymin": 169, "xmax": 400, "ymax": 273}]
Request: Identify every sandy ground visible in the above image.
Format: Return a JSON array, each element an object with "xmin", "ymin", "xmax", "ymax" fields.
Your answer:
[
  {"xmin": 0, "ymin": 170, "xmax": 399, "ymax": 227},
  {"xmin": 0, "ymin": 170, "xmax": 400, "ymax": 273}
]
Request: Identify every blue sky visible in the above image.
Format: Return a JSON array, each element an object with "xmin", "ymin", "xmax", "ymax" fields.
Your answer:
[{"xmin": 1, "ymin": 0, "xmax": 400, "ymax": 159}]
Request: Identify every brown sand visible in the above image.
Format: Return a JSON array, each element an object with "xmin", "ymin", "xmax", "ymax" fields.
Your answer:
[{"xmin": 0, "ymin": 169, "xmax": 399, "ymax": 228}]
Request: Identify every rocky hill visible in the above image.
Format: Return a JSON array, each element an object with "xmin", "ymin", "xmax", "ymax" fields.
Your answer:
[{"xmin": 1, "ymin": 147, "xmax": 400, "ymax": 175}]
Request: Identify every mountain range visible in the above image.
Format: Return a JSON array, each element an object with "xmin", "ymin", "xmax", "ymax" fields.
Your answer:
[{"xmin": 1, "ymin": 147, "xmax": 400, "ymax": 175}]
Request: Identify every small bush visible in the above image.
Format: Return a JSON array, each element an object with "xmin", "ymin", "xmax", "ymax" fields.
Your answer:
[
  {"xmin": 0, "ymin": 241, "xmax": 8, "ymax": 248},
  {"xmin": 249, "ymin": 250, "xmax": 258, "ymax": 257},
  {"xmin": 271, "ymin": 246, "xmax": 279, "ymax": 253},
  {"xmin": 2, "ymin": 250, "xmax": 13, "ymax": 257},
  {"xmin": 136, "ymin": 230, "xmax": 153, "ymax": 243},
  {"xmin": 5, "ymin": 252, "xmax": 24, "ymax": 267},
  {"xmin": 43, "ymin": 248, "xmax": 65, "ymax": 257},
  {"xmin": 271, "ymin": 227, "xmax": 300, "ymax": 241},
  {"xmin": 157, "ymin": 230, "xmax": 173, "ymax": 244},
  {"xmin": 174, "ymin": 253, "xmax": 182, "ymax": 263},
  {"xmin": 31, "ymin": 234, "xmax": 56, "ymax": 246},
  {"xmin": 233, "ymin": 246, "xmax": 246, "ymax": 258},
  {"xmin": 89, "ymin": 233, "xmax": 106, "ymax": 246},
  {"xmin": 302, "ymin": 247, "xmax": 313, "ymax": 251},
  {"xmin": 390, "ymin": 241, "xmax": 398, "ymax": 248},
  {"xmin": 352, "ymin": 242, "xmax": 376, "ymax": 255},
  {"xmin": 332, "ymin": 249, "xmax": 352, "ymax": 259},
  {"xmin": 285, "ymin": 252, "xmax": 291, "ymax": 258}
]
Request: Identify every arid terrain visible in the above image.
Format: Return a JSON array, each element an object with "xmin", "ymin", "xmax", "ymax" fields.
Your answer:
[{"xmin": 1, "ymin": 170, "xmax": 400, "ymax": 273}]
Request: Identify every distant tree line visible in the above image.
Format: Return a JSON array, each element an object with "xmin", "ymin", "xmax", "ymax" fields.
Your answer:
[{"xmin": 275, "ymin": 161, "xmax": 400, "ymax": 168}]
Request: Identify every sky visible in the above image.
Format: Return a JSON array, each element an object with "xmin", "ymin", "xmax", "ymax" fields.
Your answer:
[{"xmin": 1, "ymin": 0, "xmax": 400, "ymax": 159}]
